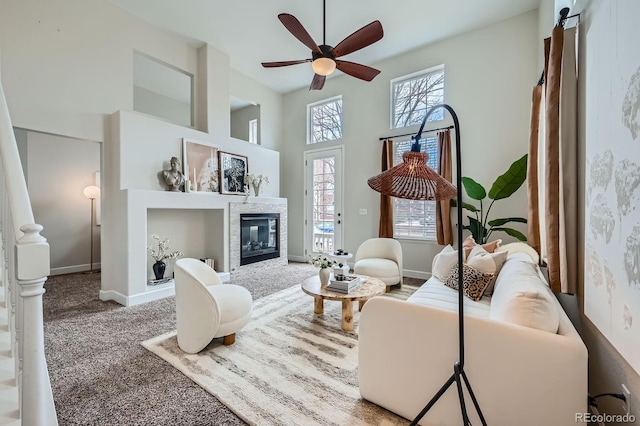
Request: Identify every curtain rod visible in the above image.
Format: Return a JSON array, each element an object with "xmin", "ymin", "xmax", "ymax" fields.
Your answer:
[
  {"xmin": 378, "ymin": 125, "xmax": 454, "ymax": 141},
  {"xmin": 537, "ymin": 10, "xmax": 581, "ymax": 86}
]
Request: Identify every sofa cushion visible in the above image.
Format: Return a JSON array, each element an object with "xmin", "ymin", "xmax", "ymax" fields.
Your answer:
[
  {"xmin": 496, "ymin": 242, "xmax": 540, "ymax": 264},
  {"xmin": 444, "ymin": 263, "xmax": 494, "ymax": 302},
  {"xmin": 353, "ymin": 258, "xmax": 400, "ymax": 284},
  {"xmin": 431, "ymin": 245, "xmax": 459, "ymax": 281},
  {"xmin": 406, "ymin": 277, "xmax": 491, "ymax": 317},
  {"xmin": 466, "ymin": 245, "xmax": 508, "ymax": 297},
  {"xmin": 490, "ymin": 257, "xmax": 560, "ymax": 333}
]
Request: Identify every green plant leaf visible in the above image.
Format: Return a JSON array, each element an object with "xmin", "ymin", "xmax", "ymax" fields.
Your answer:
[
  {"xmin": 488, "ymin": 217, "xmax": 528, "ymax": 227},
  {"xmin": 468, "ymin": 216, "xmax": 488, "ymax": 243},
  {"xmin": 462, "ymin": 177, "xmax": 486, "ymax": 201},
  {"xmin": 450, "ymin": 199, "xmax": 479, "ymax": 212},
  {"xmin": 492, "ymin": 227, "xmax": 528, "ymax": 241},
  {"xmin": 488, "ymin": 154, "xmax": 528, "ymax": 200}
]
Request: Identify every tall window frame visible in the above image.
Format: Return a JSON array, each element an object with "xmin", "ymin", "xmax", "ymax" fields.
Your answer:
[
  {"xmin": 390, "ymin": 65, "xmax": 445, "ymax": 129},
  {"xmin": 307, "ymin": 95, "xmax": 343, "ymax": 144},
  {"xmin": 391, "ymin": 136, "xmax": 439, "ymax": 241},
  {"xmin": 389, "ymin": 65, "xmax": 445, "ymax": 241}
]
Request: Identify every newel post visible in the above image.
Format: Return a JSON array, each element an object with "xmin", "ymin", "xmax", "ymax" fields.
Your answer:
[{"xmin": 16, "ymin": 223, "xmax": 57, "ymax": 425}]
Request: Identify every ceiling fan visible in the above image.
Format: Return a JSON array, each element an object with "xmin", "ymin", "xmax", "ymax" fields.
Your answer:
[{"xmin": 261, "ymin": 0, "xmax": 384, "ymax": 90}]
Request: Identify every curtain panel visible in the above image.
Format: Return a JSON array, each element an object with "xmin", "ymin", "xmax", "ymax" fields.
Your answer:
[
  {"xmin": 378, "ymin": 139, "xmax": 394, "ymax": 238},
  {"xmin": 541, "ymin": 25, "xmax": 578, "ymax": 294},
  {"xmin": 436, "ymin": 130, "xmax": 453, "ymax": 245}
]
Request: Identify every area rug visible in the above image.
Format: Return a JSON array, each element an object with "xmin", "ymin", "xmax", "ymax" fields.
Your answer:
[{"xmin": 142, "ymin": 284, "xmax": 417, "ymax": 426}]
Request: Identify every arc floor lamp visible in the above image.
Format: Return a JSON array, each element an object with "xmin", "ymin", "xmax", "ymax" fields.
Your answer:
[
  {"xmin": 368, "ymin": 104, "xmax": 487, "ymax": 425},
  {"xmin": 83, "ymin": 185, "xmax": 100, "ymax": 273}
]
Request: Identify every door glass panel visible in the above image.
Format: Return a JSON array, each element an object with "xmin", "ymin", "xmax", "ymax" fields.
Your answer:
[{"xmin": 312, "ymin": 157, "xmax": 335, "ymax": 253}]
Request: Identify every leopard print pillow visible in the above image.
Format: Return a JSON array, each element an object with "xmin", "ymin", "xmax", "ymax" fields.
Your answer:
[{"xmin": 444, "ymin": 263, "xmax": 494, "ymax": 302}]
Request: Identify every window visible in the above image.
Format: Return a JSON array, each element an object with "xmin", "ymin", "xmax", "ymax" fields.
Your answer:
[
  {"xmin": 392, "ymin": 136, "xmax": 439, "ymax": 240},
  {"xmin": 308, "ymin": 96, "xmax": 343, "ymax": 144},
  {"xmin": 249, "ymin": 119, "xmax": 258, "ymax": 144},
  {"xmin": 391, "ymin": 66, "xmax": 444, "ymax": 129}
]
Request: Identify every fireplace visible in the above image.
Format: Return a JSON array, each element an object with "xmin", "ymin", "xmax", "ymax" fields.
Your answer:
[{"xmin": 240, "ymin": 213, "xmax": 280, "ymax": 265}]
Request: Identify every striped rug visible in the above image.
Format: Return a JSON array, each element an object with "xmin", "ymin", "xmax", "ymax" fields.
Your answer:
[{"xmin": 142, "ymin": 284, "xmax": 417, "ymax": 426}]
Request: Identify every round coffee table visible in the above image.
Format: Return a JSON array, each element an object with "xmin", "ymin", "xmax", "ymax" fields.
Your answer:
[{"xmin": 301, "ymin": 275, "xmax": 386, "ymax": 331}]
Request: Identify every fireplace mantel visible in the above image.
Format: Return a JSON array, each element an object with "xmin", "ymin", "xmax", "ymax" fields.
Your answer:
[{"xmin": 99, "ymin": 189, "xmax": 287, "ymax": 306}]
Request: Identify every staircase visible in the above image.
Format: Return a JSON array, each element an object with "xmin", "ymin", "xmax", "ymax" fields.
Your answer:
[
  {"xmin": 0, "ymin": 77, "xmax": 58, "ymax": 424},
  {"xmin": 0, "ymin": 260, "xmax": 19, "ymax": 425}
]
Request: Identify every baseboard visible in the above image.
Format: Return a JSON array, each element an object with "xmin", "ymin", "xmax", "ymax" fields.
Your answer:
[
  {"xmin": 50, "ymin": 263, "xmax": 102, "ymax": 276},
  {"xmin": 99, "ymin": 289, "xmax": 127, "ymax": 306},
  {"xmin": 288, "ymin": 255, "xmax": 308, "ymax": 263},
  {"xmin": 99, "ymin": 271, "xmax": 231, "ymax": 307},
  {"xmin": 402, "ymin": 269, "xmax": 430, "ymax": 280}
]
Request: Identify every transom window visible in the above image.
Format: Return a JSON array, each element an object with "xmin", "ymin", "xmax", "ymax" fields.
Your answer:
[
  {"xmin": 307, "ymin": 96, "xmax": 343, "ymax": 144},
  {"xmin": 392, "ymin": 136, "xmax": 438, "ymax": 240},
  {"xmin": 391, "ymin": 66, "xmax": 445, "ymax": 129},
  {"xmin": 249, "ymin": 119, "xmax": 258, "ymax": 144}
]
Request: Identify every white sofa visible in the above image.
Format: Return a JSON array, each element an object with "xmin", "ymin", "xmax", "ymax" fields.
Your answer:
[{"xmin": 358, "ymin": 251, "xmax": 588, "ymax": 426}]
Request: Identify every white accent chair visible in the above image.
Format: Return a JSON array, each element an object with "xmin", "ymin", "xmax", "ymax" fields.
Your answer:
[
  {"xmin": 174, "ymin": 258, "xmax": 252, "ymax": 353},
  {"xmin": 353, "ymin": 238, "xmax": 403, "ymax": 292}
]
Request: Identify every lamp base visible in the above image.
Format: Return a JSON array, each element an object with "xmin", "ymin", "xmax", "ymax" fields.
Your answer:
[
  {"xmin": 410, "ymin": 362, "xmax": 486, "ymax": 426},
  {"xmin": 83, "ymin": 268, "xmax": 101, "ymax": 275}
]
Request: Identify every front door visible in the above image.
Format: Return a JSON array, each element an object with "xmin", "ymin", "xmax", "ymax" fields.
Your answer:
[{"xmin": 304, "ymin": 147, "xmax": 344, "ymax": 258}]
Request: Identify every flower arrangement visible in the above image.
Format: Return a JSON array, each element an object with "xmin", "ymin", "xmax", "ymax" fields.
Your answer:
[
  {"xmin": 147, "ymin": 234, "xmax": 183, "ymax": 262},
  {"xmin": 245, "ymin": 173, "xmax": 270, "ymax": 196},
  {"xmin": 309, "ymin": 254, "xmax": 336, "ymax": 269}
]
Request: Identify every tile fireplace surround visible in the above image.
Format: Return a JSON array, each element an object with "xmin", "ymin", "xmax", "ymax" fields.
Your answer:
[{"xmin": 230, "ymin": 201, "xmax": 288, "ymax": 276}]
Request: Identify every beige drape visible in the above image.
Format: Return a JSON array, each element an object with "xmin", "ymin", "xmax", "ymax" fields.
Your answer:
[
  {"xmin": 378, "ymin": 139, "xmax": 394, "ymax": 238},
  {"xmin": 527, "ymin": 86, "xmax": 542, "ymax": 257},
  {"xmin": 542, "ymin": 25, "xmax": 578, "ymax": 294},
  {"xmin": 436, "ymin": 130, "xmax": 453, "ymax": 245}
]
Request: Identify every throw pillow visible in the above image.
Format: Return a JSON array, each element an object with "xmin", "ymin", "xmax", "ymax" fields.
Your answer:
[
  {"xmin": 466, "ymin": 245, "xmax": 509, "ymax": 297},
  {"xmin": 462, "ymin": 236, "xmax": 503, "ymax": 259},
  {"xmin": 444, "ymin": 263, "xmax": 494, "ymax": 302},
  {"xmin": 431, "ymin": 245, "xmax": 459, "ymax": 281}
]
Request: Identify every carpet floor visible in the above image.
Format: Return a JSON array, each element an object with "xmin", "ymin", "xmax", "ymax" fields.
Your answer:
[{"xmin": 43, "ymin": 263, "xmax": 424, "ymax": 425}]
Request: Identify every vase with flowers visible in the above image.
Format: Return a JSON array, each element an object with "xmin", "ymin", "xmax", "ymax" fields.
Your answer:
[
  {"xmin": 244, "ymin": 173, "xmax": 270, "ymax": 197},
  {"xmin": 147, "ymin": 234, "xmax": 183, "ymax": 280},
  {"xmin": 310, "ymin": 254, "xmax": 336, "ymax": 287}
]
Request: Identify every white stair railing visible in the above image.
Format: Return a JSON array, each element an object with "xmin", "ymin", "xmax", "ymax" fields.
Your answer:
[{"xmin": 0, "ymin": 78, "xmax": 57, "ymax": 424}]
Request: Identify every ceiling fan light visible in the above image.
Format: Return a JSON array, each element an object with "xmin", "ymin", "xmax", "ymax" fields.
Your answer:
[{"xmin": 312, "ymin": 57, "xmax": 336, "ymax": 76}]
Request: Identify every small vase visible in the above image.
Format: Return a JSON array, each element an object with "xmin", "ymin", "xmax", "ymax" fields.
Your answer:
[
  {"xmin": 252, "ymin": 182, "xmax": 261, "ymax": 197},
  {"xmin": 153, "ymin": 260, "xmax": 166, "ymax": 280},
  {"xmin": 319, "ymin": 268, "xmax": 331, "ymax": 287}
]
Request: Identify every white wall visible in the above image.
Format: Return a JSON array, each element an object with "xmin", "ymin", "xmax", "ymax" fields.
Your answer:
[
  {"xmin": 281, "ymin": 11, "xmax": 539, "ymax": 275},
  {"xmin": 1, "ymin": 0, "xmax": 284, "ymax": 290},
  {"xmin": 133, "ymin": 85, "xmax": 191, "ymax": 128},
  {"xmin": 26, "ymin": 131, "xmax": 101, "ymax": 274},
  {"xmin": 230, "ymin": 104, "xmax": 259, "ymax": 143}
]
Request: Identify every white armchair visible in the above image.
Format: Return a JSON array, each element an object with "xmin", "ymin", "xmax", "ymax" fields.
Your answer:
[
  {"xmin": 353, "ymin": 238, "xmax": 403, "ymax": 291},
  {"xmin": 174, "ymin": 258, "xmax": 252, "ymax": 354}
]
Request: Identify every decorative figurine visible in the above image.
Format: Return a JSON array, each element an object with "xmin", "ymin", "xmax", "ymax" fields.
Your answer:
[{"xmin": 163, "ymin": 157, "xmax": 185, "ymax": 192}]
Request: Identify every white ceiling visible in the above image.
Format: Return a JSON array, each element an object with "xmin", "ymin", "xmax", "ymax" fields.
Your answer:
[{"xmin": 112, "ymin": 0, "xmax": 540, "ymax": 94}]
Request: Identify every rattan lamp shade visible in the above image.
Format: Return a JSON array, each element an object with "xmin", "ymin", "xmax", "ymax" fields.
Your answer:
[{"xmin": 367, "ymin": 150, "xmax": 457, "ymax": 201}]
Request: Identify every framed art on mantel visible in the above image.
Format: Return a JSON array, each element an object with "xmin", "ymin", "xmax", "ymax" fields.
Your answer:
[
  {"xmin": 183, "ymin": 138, "xmax": 219, "ymax": 192},
  {"xmin": 219, "ymin": 151, "xmax": 248, "ymax": 195}
]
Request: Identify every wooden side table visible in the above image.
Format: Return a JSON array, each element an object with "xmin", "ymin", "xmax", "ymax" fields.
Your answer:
[{"xmin": 300, "ymin": 275, "xmax": 386, "ymax": 331}]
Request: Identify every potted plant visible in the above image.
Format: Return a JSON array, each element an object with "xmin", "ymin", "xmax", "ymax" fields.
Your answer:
[
  {"xmin": 453, "ymin": 154, "xmax": 528, "ymax": 244},
  {"xmin": 147, "ymin": 234, "xmax": 183, "ymax": 280},
  {"xmin": 309, "ymin": 254, "xmax": 336, "ymax": 286},
  {"xmin": 245, "ymin": 173, "xmax": 270, "ymax": 197}
]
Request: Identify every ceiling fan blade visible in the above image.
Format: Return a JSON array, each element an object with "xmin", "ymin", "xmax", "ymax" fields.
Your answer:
[
  {"xmin": 309, "ymin": 74, "xmax": 326, "ymax": 91},
  {"xmin": 335, "ymin": 60, "xmax": 381, "ymax": 81},
  {"xmin": 332, "ymin": 20, "xmax": 383, "ymax": 58},
  {"xmin": 278, "ymin": 14, "xmax": 322, "ymax": 54},
  {"xmin": 261, "ymin": 59, "xmax": 311, "ymax": 68}
]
